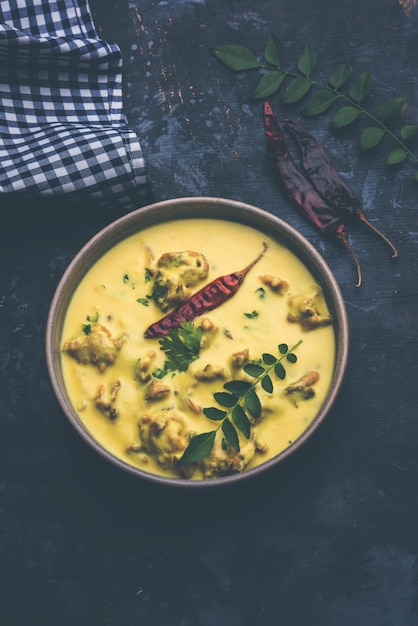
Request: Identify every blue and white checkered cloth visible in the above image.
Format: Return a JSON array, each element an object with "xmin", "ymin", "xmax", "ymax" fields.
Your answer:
[{"xmin": 0, "ymin": 0, "xmax": 152, "ymax": 211}]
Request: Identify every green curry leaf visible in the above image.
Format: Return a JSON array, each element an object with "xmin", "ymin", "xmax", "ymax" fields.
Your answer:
[
  {"xmin": 211, "ymin": 32, "xmax": 418, "ymax": 179},
  {"xmin": 244, "ymin": 362, "xmax": 266, "ymax": 377},
  {"xmin": 178, "ymin": 340, "xmax": 303, "ymax": 466},
  {"xmin": 302, "ymin": 90, "xmax": 339, "ymax": 116},
  {"xmin": 261, "ymin": 374, "xmax": 273, "ymax": 393},
  {"xmin": 211, "ymin": 45, "xmax": 261, "ymax": 71},
  {"xmin": 361, "ymin": 126, "xmax": 385, "ymax": 150},
  {"xmin": 177, "ymin": 431, "xmax": 217, "ymax": 465},
  {"xmin": 232, "ymin": 405, "xmax": 251, "ymax": 438},
  {"xmin": 203, "ymin": 407, "xmax": 227, "ymax": 421},
  {"xmin": 253, "ymin": 70, "xmax": 286, "ymax": 99},
  {"xmin": 349, "ymin": 71, "xmax": 373, "ymax": 104},
  {"xmin": 379, "ymin": 97, "xmax": 406, "ymax": 122},
  {"xmin": 329, "ymin": 63, "xmax": 352, "ymax": 89},
  {"xmin": 264, "ymin": 32, "xmax": 282, "ymax": 67},
  {"xmin": 297, "ymin": 43, "xmax": 317, "ymax": 77},
  {"xmin": 282, "ymin": 77, "xmax": 312, "ymax": 103},
  {"xmin": 222, "ymin": 418, "xmax": 240, "ymax": 452},
  {"xmin": 214, "ymin": 391, "xmax": 238, "ymax": 408},
  {"xmin": 223, "ymin": 380, "xmax": 252, "ymax": 395},
  {"xmin": 331, "ymin": 106, "xmax": 361, "ymax": 129},
  {"xmin": 262, "ymin": 352, "xmax": 276, "ymax": 365},
  {"xmin": 387, "ymin": 148, "xmax": 407, "ymax": 165},
  {"xmin": 274, "ymin": 362, "xmax": 286, "ymax": 380},
  {"xmin": 401, "ymin": 125, "xmax": 418, "ymax": 141},
  {"xmin": 245, "ymin": 388, "xmax": 261, "ymax": 418}
]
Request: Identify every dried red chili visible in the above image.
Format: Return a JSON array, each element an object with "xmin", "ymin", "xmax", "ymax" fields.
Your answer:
[
  {"xmin": 145, "ymin": 243, "xmax": 268, "ymax": 338},
  {"xmin": 285, "ymin": 118, "xmax": 398, "ymax": 258},
  {"xmin": 263, "ymin": 101, "xmax": 362, "ymax": 287}
]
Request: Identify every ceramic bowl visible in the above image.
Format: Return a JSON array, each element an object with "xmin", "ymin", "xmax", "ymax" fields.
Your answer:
[{"xmin": 45, "ymin": 196, "xmax": 349, "ymax": 488}]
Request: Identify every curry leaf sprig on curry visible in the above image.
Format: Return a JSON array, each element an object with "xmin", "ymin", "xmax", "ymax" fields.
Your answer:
[
  {"xmin": 177, "ymin": 340, "xmax": 302, "ymax": 466},
  {"xmin": 211, "ymin": 32, "xmax": 418, "ymax": 181}
]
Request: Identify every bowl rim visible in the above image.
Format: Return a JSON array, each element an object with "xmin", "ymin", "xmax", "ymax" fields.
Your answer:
[{"xmin": 45, "ymin": 195, "xmax": 349, "ymax": 489}]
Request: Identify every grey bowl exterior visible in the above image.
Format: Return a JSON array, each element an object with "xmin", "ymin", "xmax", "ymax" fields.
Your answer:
[{"xmin": 45, "ymin": 197, "xmax": 349, "ymax": 488}]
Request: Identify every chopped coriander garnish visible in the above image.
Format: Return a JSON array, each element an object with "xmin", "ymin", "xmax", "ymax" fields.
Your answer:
[
  {"xmin": 152, "ymin": 367, "xmax": 169, "ymax": 379},
  {"xmin": 82, "ymin": 312, "xmax": 99, "ymax": 334},
  {"xmin": 158, "ymin": 321, "xmax": 203, "ymax": 373},
  {"xmin": 244, "ymin": 310, "xmax": 259, "ymax": 319},
  {"xmin": 151, "ymin": 281, "xmax": 168, "ymax": 304},
  {"xmin": 145, "ymin": 267, "xmax": 153, "ymax": 283},
  {"xmin": 123, "ymin": 274, "xmax": 136, "ymax": 288}
]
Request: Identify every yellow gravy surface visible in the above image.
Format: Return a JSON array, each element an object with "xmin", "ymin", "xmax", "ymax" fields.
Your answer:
[{"xmin": 61, "ymin": 218, "xmax": 336, "ymax": 479}]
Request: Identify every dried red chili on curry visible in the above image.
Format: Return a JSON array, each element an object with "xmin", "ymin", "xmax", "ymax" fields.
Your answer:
[{"xmin": 145, "ymin": 243, "xmax": 268, "ymax": 338}]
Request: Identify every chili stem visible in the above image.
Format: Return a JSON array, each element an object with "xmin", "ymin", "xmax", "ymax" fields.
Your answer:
[
  {"xmin": 338, "ymin": 233, "xmax": 362, "ymax": 287},
  {"xmin": 358, "ymin": 213, "xmax": 398, "ymax": 259}
]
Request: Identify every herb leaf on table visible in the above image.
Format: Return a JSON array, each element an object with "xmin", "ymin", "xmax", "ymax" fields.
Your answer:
[{"xmin": 211, "ymin": 32, "xmax": 418, "ymax": 180}]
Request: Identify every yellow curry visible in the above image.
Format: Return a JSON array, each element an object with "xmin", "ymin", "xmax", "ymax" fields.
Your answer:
[{"xmin": 61, "ymin": 218, "xmax": 336, "ymax": 479}]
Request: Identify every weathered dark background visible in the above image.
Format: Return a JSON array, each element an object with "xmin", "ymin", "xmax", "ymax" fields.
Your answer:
[{"xmin": 1, "ymin": 1, "xmax": 418, "ymax": 624}]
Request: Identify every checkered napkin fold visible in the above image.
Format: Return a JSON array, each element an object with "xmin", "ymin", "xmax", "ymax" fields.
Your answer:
[{"xmin": 0, "ymin": 0, "xmax": 152, "ymax": 211}]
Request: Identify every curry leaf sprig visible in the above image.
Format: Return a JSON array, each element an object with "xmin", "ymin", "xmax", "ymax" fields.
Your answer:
[
  {"xmin": 211, "ymin": 32, "xmax": 418, "ymax": 181},
  {"xmin": 177, "ymin": 340, "xmax": 302, "ymax": 466}
]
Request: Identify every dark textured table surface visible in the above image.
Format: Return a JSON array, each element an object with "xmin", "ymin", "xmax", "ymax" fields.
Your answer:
[{"xmin": 1, "ymin": 1, "xmax": 418, "ymax": 624}]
